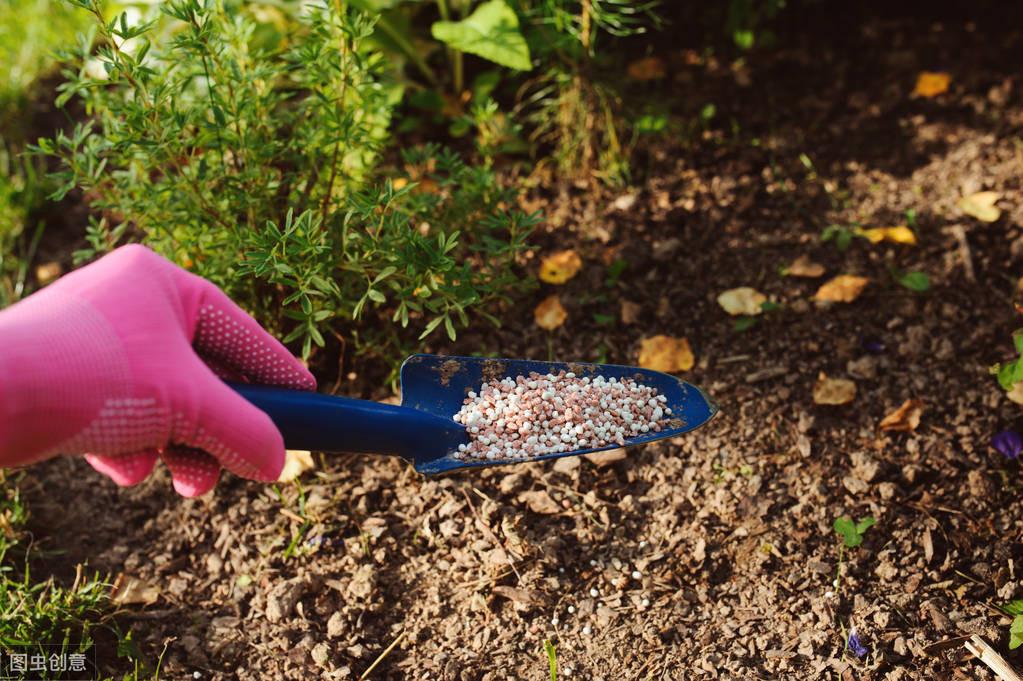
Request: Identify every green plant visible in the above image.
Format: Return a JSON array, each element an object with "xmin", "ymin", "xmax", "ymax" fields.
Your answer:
[
  {"xmin": 516, "ymin": 0, "xmax": 662, "ymax": 185},
  {"xmin": 39, "ymin": 0, "xmax": 539, "ymax": 367},
  {"xmin": 832, "ymin": 515, "xmax": 875, "ymax": 597},
  {"xmin": 992, "ymin": 329, "xmax": 1023, "ymax": 401},
  {"xmin": 0, "ymin": 473, "xmax": 159, "ymax": 679},
  {"xmin": 543, "ymin": 638, "xmax": 558, "ymax": 681}
]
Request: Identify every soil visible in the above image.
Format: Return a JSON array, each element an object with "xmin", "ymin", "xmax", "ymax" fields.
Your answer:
[{"xmin": 17, "ymin": 1, "xmax": 1023, "ymax": 679}]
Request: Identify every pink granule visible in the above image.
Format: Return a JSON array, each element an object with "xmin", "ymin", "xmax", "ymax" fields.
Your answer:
[{"xmin": 452, "ymin": 370, "xmax": 671, "ymax": 461}]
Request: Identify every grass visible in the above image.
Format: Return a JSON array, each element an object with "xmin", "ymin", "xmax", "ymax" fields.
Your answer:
[{"xmin": 0, "ymin": 472, "xmax": 162, "ymax": 680}]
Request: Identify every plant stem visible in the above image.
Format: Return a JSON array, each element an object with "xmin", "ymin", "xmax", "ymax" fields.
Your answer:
[{"xmin": 436, "ymin": 0, "xmax": 463, "ymax": 93}]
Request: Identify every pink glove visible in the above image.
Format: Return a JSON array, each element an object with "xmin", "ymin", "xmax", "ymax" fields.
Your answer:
[{"xmin": 0, "ymin": 244, "xmax": 315, "ymax": 496}]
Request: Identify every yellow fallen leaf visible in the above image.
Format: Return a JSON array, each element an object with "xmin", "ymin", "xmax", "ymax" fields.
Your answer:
[
  {"xmin": 638, "ymin": 335, "xmax": 694, "ymax": 373},
  {"xmin": 278, "ymin": 450, "xmax": 315, "ymax": 482},
  {"xmin": 786, "ymin": 255, "xmax": 826, "ymax": 278},
  {"xmin": 534, "ymin": 295, "xmax": 567, "ymax": 330},
  {"xmin": 815, "ymin": 275, "xmax": 869, "ymax": 303},
  {"xmin": 1008, "ymin": 382, "xmax": 1023, "ymax": 405},
  {"xmin": 913, "ymin": 71, "xmax": 950, "ymax": 98},
  {"xmin": 857, "ymin": 225, "xmax": 917, "ymax": 245},
  {"xmin": 539, "ymin": 250, "xmax": 583, "ymax": 284},
  {"xmin": 717, "ymin": 287, "xmax": 767, "ymax": 316},
  {"xmin": 879, "ymin": 399, "xmax": 924, "ymax": 432},
  {"xmin": 813, "ymin": 373, "xmax": 857, "ymax": 405},
  {"xmin": 959, "ymin": 191, "xmax": 1001, "ymax": 223},
  {"xmin": 627, "ymin": 56, "xmax": 666, "ymax": 81}
]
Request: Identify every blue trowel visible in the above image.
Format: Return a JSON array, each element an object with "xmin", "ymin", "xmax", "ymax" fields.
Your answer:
[{"xmin": 231, "ymin": 354, "xmax": 717, "ymax": 475}]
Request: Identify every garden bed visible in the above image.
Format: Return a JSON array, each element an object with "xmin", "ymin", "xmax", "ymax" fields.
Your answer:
[{"xmin": 16, "ymin": 1, "xmax": 1023, "ymax": 678}]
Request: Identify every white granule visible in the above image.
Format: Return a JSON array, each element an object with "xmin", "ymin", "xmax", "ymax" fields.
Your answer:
[{"xmin": 452, "ymin": 370, "xmax": 670, "ymax": 461}]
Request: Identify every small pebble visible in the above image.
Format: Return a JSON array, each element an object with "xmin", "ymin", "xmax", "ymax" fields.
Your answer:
[
  {"xmin": 641, "ymin": 598, "xmax": 650, "ymax": 607},
  {"xmin": 631, "ymin": 570, "xmax": 642, "ymax": 579},
  {"xmin": 582, "ymin": 625, "xmax": 592, "ymax": 635},
  {"xmin": 567, "ymin": 605, "xmax": 575, "ymax": 614},
  {"xmin": 551, "ymin": 617, "xmax": 559, "ymax": 626},
  {"xmin": 589, "ymin": 588, "xmax": 599, "ymax": 597}
]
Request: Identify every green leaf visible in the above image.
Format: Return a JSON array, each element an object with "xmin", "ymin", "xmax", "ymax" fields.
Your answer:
[
  {"xmin": 998, "ymin": 361, "xmax": 1019, "ymax": 391},
  {"xmin": 431, "ymin": 0, "xmax": 532, "ymax": 71},
  {"xmin": 855, "ymin": 516, "xmax": 876, "ymax": 534},
  {"xmin": 1012, "ymin": 616, "xmax": 1023, "ymax": 649},
  {"xmin": 1001, "ymin": 600, "xmax": 1023, "ymax": 616},
  {"xmin": 367, "ymin": 288, "xmax": 386, "ymax": 303},
  {"xmin": 444, "ymin": 315, "xmax": 456, "ymax": 341},
  {"xmin": 544, "ymin": 639, "xmax": 557, "ymax": 681},
  {"xmin": 419, "ymin": 316, "xmax": 444, "ymax": 340},
  {"xmin": 1013, "ymin": 329, "xmax": 1023, "ymax": 355},
  {"xmin": 734, "ymin": 316, "xmax": 758, "ymax": 332},
  {"xmin": 897, "ymin": 271, "xmax": 930, "ymax": 292}
]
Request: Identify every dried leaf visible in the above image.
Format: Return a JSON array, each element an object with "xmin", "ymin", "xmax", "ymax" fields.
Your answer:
[
  {"xmin": 857, "ymin": 225, "xmax": 917, "ymax": 245},
  {"xmin": 786, "ymin": 255, "xmax": 826, "ymax": 278},
  {"xmin": 534, "ymin": 295, "xmax": 567, "ymax": 330},
  {"xmin": 638, "ymin": 335, "xmax": 694, "ymax": 373},
  {"xmin": 34, "ymin": 262, "xmax": 62, "ymax": 285},
  {"xmin": 627, "ymin": 56, "xmax": 666, "ymax": 81},
  {"xmin": 1009, "ymin": 382, "xmax": 1023, "ymax": 405},
  {"xmin": 815, "ymin": 275, "xmax": 869, "ymax": 303},
  {"xmin": 717, "ymin": 287, "xmax": 767, "ymax": 316},
  {"xmin": 879, "ymin": 399, "xmax": 924, "ymax": 432},
  {"xmin": 518, "ymin": 490, "xmax": 561, "ymax": 514},
  {"xmin": 278, "ymin": 450, "xmax": 315, "ymax": 482},
  {"xmin": 492, "ymin": 585, "xmax": 539, "ymax": 606},
  {"xmin": 959, "ymin": 191, "xmax": 1001, "ymax": 223},
  {"xmin": 620, "ymin": 300, "xmax": 642, "ymax": 325},
  {"xmin": 813, "ymin": 373, "xmax": 857, "ymax": 405},
  {"xmin": 913, "ymin": 71, "xmax": 950, "ymax": 98},
  {"xmin": 111, "ymin": 574, "xmax": 161, "ymax": 606},
  {"xmin": 539, "ymin": 250, "xmax": 583, "ymax": 284},
  {"xmin": 584, "ymin": 448, "xmax": 627, "ymax": 468}
]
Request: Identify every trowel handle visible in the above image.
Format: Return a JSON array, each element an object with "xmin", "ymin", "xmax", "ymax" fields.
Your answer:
[{"xmin": 228, "ymin": 383, "xmax": 460, "ymax": 458}]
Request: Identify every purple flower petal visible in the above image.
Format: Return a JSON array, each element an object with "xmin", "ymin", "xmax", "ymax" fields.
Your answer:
[
  {"xmin": 993, "ymin": 430, "xmax": 1023, "ymax": 459},
  {"xmin": 847, "ymin": 630, "xmax": 868, "ymax": 658},
  {"xmin": 861, "ymin": 337, "xmax": 886, "ymax": 354}
]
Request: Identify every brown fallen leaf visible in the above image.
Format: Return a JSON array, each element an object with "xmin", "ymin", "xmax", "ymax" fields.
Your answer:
[
  {"xmin": 539, "ymin": 250, "xmax": 583, "ymax": 284},
  {"xmin": 857, "ymin": 225, "xmax": 917, "ymax": 245},
  {"xmin": 638, "ymin": 335, "xmax": 694, "ymax": 373},
  {"xmin": 959, "ymin": 191, "xmax": 1001, "ymax": 223},
  {"xmin": 879, "ymin": 399, "xmax": 924, "ymax": 432},
  {"xmin": 786, "ymin": 255, "xmax": 826, "ymax": 278},
  {"xmin": 111, "ymin": 573, "xmax": 161, "ymax": 606},
  {"xmin": 534, "ymin": 295, "xmax": 567, "ymax": 331},
  {"xmin": 913, "ymin": 71, "xmax": 950, "ymax": 98},
  {"xmin": 518, "ymin": 490, "xmax": 561, "ymax": 514},
  {"xmin": 627, "ymin": 56, "xmax": 666, "ymax": 81},
  {"xmin": 620, "ymin": 300, "xmax": 642, "ymax": 325},
  {"xmin": 278, "ymin": 450, "xmax": 315, "ymax": 482},
  {"xmin": 815, "ymin": 275, "xmax": 869, "ymax": 303},
  {"xmin": 584, "ymin": 448, "xmax": 627, "ymax": 468},
  {"xmin": 813, "ymin": 373, "xmax": 857, "ymax": 405},
  {"xmin": 492, "ymin": 585, "xmax": 539, "ymax": 606},
  {"xmin": 717, "ymin": 287, "xmax": 767, "ymax": 315}
]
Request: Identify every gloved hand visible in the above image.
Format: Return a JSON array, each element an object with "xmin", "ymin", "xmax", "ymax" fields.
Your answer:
[{"xmin": 0, "ymin": 244, "xmax": 315, "ymax": 496}]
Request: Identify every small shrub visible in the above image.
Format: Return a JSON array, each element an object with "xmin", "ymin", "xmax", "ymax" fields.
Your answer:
[{"xmin": 38, "ymin": 0, "xmax": 540, "ymax": 367}]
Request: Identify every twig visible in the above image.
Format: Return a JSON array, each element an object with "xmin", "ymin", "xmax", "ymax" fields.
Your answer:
[
  {"xmin": 966, "ymin": 635, "xmax": 1023, "ymax": 681},
  {"xmin": 359, "ymin": 629, "xmax": 406, "ymax": 680},
  {"xmin": 945, "ymin": 225, "xmax": 975, "ymax": 283}
]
